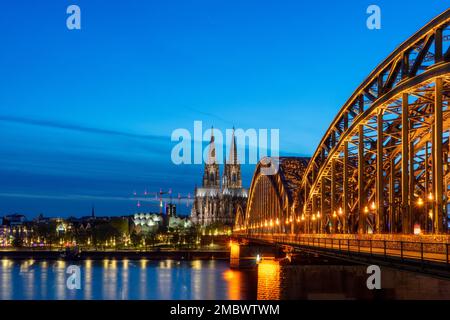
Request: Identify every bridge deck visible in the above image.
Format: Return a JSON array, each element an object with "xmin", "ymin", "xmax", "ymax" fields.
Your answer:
[{"xmin": 237, "ymin": 234, "xmax": 450, "ymax": 265}]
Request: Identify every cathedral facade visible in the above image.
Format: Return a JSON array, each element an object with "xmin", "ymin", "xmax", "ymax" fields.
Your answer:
[{"xmin": 190, "ymin": 128, "xmax": 248, "ymax": 227}]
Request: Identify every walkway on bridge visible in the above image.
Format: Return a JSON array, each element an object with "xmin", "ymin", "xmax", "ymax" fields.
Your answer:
[{"xmin": 238, "ymin": 234, "xmax": 450, "ymax": 267}]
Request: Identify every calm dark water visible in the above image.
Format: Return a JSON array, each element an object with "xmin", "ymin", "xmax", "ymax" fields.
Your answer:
[
  {"xmin": 0, "ymin": 259, "xmax": 256, "ymax": 300},
  {"xmin": 1, "ymin": 258, "xmax": 450, "ymax": 300},
  {"xmin": 257, "ymin": 262, "xmax": 450, "ymax": 300}
]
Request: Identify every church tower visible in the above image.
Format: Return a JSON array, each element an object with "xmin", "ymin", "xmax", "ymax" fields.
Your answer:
[
  {"xmin": 191, "ymin": 126, "xmax": 248, "ymax": 227},
  {"xmin": 223, "ymin": 128, "xmax": 242, "ymax": 189},
  {"xmin": 202, "ymin": 127, "xmax": 220, "ymax": 188}
]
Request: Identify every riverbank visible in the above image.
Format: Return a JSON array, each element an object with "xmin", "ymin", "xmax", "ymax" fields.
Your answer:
[{"xmin": 0, "ymin": 249, "xmax": 230, "ymax": 260}]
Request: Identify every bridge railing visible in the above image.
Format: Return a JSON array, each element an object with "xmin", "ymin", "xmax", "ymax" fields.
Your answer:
[{"xmin": 243, "ymin": 234, "xmax": 450, "ymax": 265}]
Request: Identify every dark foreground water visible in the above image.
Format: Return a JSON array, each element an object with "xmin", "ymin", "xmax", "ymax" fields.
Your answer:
[{"xmin": 1, "ymin": 258, "xmax": 450, "ymax": 300}]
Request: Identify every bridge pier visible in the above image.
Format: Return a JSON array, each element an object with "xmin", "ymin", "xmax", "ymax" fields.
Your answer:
[{"xmin": 229, "ymin": 239, "xmax": 283, "ymax": 269}]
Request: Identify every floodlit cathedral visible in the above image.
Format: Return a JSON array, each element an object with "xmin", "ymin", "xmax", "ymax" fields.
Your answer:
[{"xmin": 191, "ymin": 128, "xmax": 248, "ymax": 227}]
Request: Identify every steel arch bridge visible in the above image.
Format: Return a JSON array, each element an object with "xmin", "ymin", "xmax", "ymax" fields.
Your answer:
[
  {"xmin": 236, "ymin": 9, "xmax": 450, "ymax": 237},
  {"xmin": 234, "ymin": 157, "xmax": 309, "ymax": 233}
]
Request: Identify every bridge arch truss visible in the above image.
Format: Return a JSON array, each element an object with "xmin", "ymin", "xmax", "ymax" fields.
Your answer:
[
  {"xmin": 235, "ymin": 157, "xmax": 308, "ymax": 234},
  {"xmin": 299, "ymin": 9, "xmax": 450, "ymax": 235},
  {"xmin": 236, "ymin": 9, "xmax": 450, "ymax": 236}
]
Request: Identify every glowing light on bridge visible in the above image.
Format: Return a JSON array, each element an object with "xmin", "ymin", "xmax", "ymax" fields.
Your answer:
[
  {"xmin": 417, "ymin": 197, "xmax": 424, "ymax": 207},
  {"xmin": 414, "ymin": 224, "xmax": 421, "ymax": 235}
]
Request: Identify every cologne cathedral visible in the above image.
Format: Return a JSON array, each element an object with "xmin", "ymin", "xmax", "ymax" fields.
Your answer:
[{"xmin": 190, "ymin": 128, "xmax": 248, "ymax": 227}]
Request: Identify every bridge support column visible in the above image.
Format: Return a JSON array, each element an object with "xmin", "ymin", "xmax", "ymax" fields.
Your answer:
[
  {"xmin": 331, "ymin": 159, "xmax": 336, "ymax": 233},
  {"xmin": 433, "ymin": 77, "xmax": 444, "ymax": 234},
  {"xmin": 425, "ymin": 141, "xmax": 430, "ymax": 233},
  {"xmin": 304, "ymin": 183, "xmax": 309, "ymax": 234},
  {"xmin": 401, "ymin": 93, "xmax": 411, "ymax": 234},
  {"xmin": 389, "ymin": 157, "xmax": 395, "ymax": 233},
  {"xmin": 312, "ymin": 195, "xmax": 317, "ymax": 233},
  {"xmin": 230, "ymin": 240, "xmax": 282, "ymax": 269},
  {"xmin": 343, "ymin": 141, "xmax": 349, "ymax": 234},
  {"xmin": 376, "ymin": 111, "xmax": 384, "ymax": 233},
  {"xmin": 409, "ymin": 137, "xmax": 415, "ymax": 229},
  {"xmin": 358, "ymin": 124, "xmax": 365, "ymax": 234},
  {"xmin": 320, "ymin": 177, "xmax": 325, "ymax": 233}
]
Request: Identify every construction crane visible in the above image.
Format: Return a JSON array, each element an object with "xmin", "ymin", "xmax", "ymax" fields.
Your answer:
[
  {"xmin": 132, "ymin": 189, "xmax": 158, "ymax": 210},
  {"xmin": 131, "ymin": 188, "xmax": 192, "ymax": 214},
  {"xmin": 158, "ymin": 188, "xmax": 172, "ymax": 214}
]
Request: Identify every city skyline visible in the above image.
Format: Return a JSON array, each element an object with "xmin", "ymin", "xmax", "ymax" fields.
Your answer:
[{"xmin": 1, "ymin": 1, "xmax": 449, "ymax": 217}]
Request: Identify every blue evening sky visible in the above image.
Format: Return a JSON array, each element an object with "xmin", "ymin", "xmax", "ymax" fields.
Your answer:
[{"xmin": 0, "ymin": 1, "xmax": 448, "ymax": 217}]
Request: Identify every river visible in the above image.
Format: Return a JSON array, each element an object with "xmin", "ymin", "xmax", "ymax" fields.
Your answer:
[{"xmin": 0, "ymin": 257, "xmax": 449, "ymax": 300}]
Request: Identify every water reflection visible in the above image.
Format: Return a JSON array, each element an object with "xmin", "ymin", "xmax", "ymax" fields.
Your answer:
[
  {"xmin": 23, "ymin": 261, "xmax": 35, "ymax": 300},
  {"xmin": 40, "ymin": 261, "xmax": 48, "ymax": 298},
  {"xmin": 157, "ymin": 260, "xmax": 172, "ymax": 299},
  {"xmin": 0, "ymin": 259, "xmax": 255, "ymax": 300},
  {"xmin": 139, "ymin": 259, "xmax": 147, "ymax": 299},
  {"xmin": 1, "ymin": 259, "xmax": 12, "ymax": 300},
  {"xmin": 0, "ymin": 258, "xmax": 448, "ymax": 300},
  {"xmin": 190, "ymin": 260, "xmax": 204, "ymax": 299},
  {"xmin": 121, "ymin": 260, "xmax": 129, "ymax": 300},
  {"xmin": 84, "ymin": 260, "xmax": 92, "ymax": 300},
  {"xmin": 257, "ymin": 261, "xmax": 281, "ymax": 300},
  {"xmin": 102, "ymin": 259, "xmax": 118, "ymax": 300},
  {"xmin": 257, "ymin": 260, "xmax": 450, "ymax": 300},
  {"xmin": 55, "ymin": 260, "xmax": 66, "ymax": 300},
  {"xmin": 223, "ymin": 269, "xmax": 244, "ymax": 300}
]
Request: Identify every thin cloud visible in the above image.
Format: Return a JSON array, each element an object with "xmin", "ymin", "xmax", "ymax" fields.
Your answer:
[
  {"xmin": 0, "ymin": 115, "xmax": 168, "ymax": 142},
  {"xmin": 0, "ymin": 192, "xmax": 192, "ymax": 205}
]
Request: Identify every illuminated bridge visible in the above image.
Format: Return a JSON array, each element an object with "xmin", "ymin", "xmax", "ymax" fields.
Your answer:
[{"xmin": 232, "ymin": 9, "xmax": 450, "ymax": 273}]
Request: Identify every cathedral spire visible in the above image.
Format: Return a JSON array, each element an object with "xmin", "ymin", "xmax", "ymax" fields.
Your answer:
[
  {"xmin": 223, "ymin": 126, "xmax": 242, "ymax": 189},
  {"xmin": 207, "ymin": 126, "xmax": 217, "ymax": 165},
  {"xmin": 228, "ymin": 126, "xmax": 238, "ymax": 165},
  {"xmin": 202, "ymin": 126, "xmax": 220, "ymax": 188}
]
